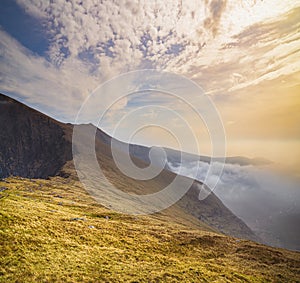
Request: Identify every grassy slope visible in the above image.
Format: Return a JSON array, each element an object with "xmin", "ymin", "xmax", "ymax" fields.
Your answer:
[{"xmin": 1, "ymin": 177, "xmax": 300, "ymax": 283}]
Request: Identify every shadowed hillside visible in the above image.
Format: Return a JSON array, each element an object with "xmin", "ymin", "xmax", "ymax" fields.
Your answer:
[{"xmin": 0, "ymin": 94, "xmax": 72, "ymax": 178}]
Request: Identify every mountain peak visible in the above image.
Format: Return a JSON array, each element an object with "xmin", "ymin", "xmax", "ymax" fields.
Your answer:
[{"xmin": 0, "ymin": 93, "xmax": 19, "ymax": 104}]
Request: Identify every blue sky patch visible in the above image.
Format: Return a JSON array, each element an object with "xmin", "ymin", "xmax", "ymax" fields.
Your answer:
[
  {"xmin": 166, "ymin": 43, "xmax": 185, "ymax": 55},
  {"xmin": 0, "ymin": 0, "xmax": 49, "ymax": 57}
]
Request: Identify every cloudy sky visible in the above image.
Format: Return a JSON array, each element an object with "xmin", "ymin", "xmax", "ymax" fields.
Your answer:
[{"xmin": 0, "ymin": 0, "xmax": 299, "ymax": 165}]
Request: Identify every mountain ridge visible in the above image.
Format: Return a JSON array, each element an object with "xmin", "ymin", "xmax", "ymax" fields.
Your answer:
[{"xmin": 0, "ymin": 92, "xmax": 258, "ymax": 242}]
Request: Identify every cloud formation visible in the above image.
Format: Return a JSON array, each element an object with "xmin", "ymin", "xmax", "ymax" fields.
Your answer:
[
  {"xmin": 168, "ymin": 159, "xmax": 300, "ymax": 249},
  {"xmin": 0, "ymin": 29, "xmax": 98, "ymax": 120},
  {"xmin": 0, "ymin": 0, "xmax": 299, "ymax": 132}
]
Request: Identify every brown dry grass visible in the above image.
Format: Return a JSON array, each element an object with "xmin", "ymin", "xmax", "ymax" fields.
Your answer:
[{"xmin": 1, "ymin": 177, "xmax": 299, "ymax": 282}]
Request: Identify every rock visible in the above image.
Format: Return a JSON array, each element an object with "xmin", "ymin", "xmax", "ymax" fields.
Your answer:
[
  {"xmin": 54, "ymin": 195, "xmax": 63, "ymax": 198},
  {"xmin": 0, "ymin": 187, "xmax": 8, "ymax": 192}
]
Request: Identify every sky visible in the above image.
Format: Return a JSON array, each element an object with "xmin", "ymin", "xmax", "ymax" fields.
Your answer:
[{"xmin": 0, "ymin": 0, "xmax": 300, "ymax": 166}]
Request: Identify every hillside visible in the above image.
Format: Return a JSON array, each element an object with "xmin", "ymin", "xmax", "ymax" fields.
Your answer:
[
  {"xmin": 0, "ymin": 93, "xmax": 257, "ymax": 241},
  {"xmin": 1, "ymin": 177, "xmax": 299, "ymax": 282},
  {"xmin": 2, "ymin": 93, "xmax": 300, "ymax": 281}
]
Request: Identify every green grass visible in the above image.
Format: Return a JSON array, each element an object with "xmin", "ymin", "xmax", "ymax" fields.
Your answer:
[{"xmin": 1, "ymin": 177, "xmax": 299, "ymax": 282}]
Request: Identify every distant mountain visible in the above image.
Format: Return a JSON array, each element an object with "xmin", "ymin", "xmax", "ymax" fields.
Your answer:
[
  {"xmin": 128, "ymin": 145, "xmax": 272, "ymax": 167},
  {"xmin": 0, "ymin": 93, "xmax": 258, "ymax": 242}
]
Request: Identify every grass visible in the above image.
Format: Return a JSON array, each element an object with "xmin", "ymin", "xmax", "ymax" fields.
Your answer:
[{"xmin": 1, "ymin": 177, "xmax": 300, "ymax": 282}]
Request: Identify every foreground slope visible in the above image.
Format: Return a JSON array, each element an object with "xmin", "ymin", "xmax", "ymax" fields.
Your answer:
[
  {"xmin": 1, "ymin": 177, "xmax": 299, "ymax": 282},
  {"xmin": 0, "ymin": 93, "xmax": 257, "ymax": 241}
]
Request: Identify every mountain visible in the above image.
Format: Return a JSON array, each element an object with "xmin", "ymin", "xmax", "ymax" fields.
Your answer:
[
  {"xmin": 1, "ymin": 93, "xmax": 300, "ymax": 281},
  {"xmin": 0, "ymin": 93, "xmax": 257, "ymax": 241},
  {"xmin": 128, "ymin": 145, "xmax": 272, "ymax": 167}
]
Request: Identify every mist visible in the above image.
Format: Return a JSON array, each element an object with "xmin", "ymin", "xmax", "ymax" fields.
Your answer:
[{"xmin": 168, "ymin": 160, "xmax": 300, "ymax": 251}]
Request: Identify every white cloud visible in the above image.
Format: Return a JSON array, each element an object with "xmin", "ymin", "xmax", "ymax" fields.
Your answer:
[
  {"xmin": 0, "ymin": 29, "xmax": 98, "ymax": 121},
  {"xmin": 168, "ymin": 159, "xmax": 300, "ymax": 248},
  {"xmin": 1, "ymin": 0, "xmax": 300, "ymax": 122}
]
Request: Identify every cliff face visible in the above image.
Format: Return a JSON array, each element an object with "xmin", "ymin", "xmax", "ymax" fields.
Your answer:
[{"xmin": 0, "ymin": 94, "xmax": 72, "ymax": 178}]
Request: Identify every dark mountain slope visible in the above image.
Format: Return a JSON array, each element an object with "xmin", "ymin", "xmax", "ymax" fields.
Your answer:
[{"xmin": 0, "ymin": 94, "xmax": 72, "ymax": 178}]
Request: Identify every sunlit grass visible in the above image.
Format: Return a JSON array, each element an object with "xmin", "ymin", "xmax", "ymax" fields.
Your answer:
[{"xmin": 0, "ymin": 177, "xmax": 299, "ymax": 282}]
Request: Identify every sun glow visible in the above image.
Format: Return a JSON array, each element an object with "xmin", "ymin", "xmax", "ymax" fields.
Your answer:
[{"xmin": 227, "ymin": 0, "xmax": 298, "ymax": 31}]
